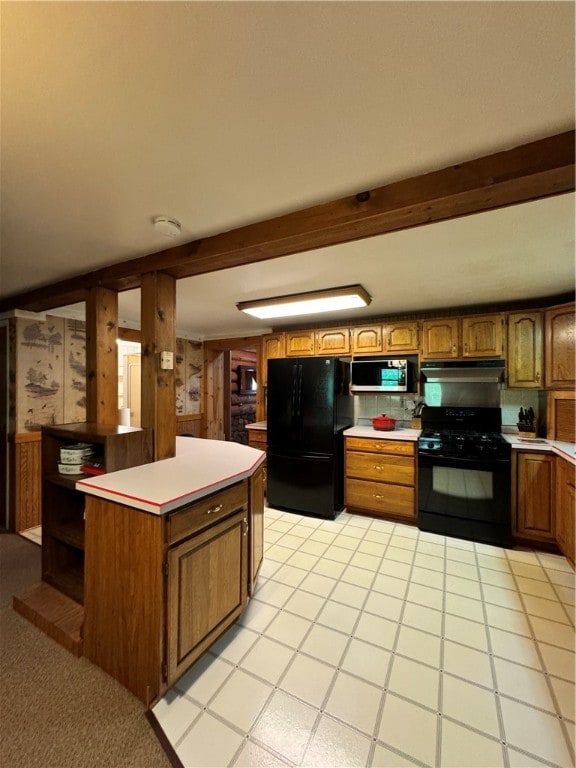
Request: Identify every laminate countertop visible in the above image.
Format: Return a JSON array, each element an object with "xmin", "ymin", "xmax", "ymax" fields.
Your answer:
[
  {"xmin": 503, "ymin": 434, "xmax": 576, "ymax": 465},
  {"xmin": 343, "ymin": 426, "xmax": 421, "ymax": 441},
  {"xmin": 343, "ymin": 426, "xmax": 576, "ymax": 465},
  {"xmin": 245, "ymin": 421, "xmax": 267, "ymax": 431},
  {"xmin": 76, "ymin": 436, "xmax": 265, "ymax": 515}
]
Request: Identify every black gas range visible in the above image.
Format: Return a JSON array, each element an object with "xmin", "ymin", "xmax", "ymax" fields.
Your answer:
[
  {"xmin": 418, "ymin": 406, "xmax": 510, "ymax": 461},
  {"xmin": 418, "ymin": 406, "xmax": 512, "ymax": 547}
]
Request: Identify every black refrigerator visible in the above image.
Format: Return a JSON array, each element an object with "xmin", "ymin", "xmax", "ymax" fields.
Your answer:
[{"xmin": 267, "ymin": 357, "xmax": 353, "ymax": 519}]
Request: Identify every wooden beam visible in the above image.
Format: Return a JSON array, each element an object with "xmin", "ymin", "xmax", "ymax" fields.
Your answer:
[
  {"xmin": 85, "ymin": 287, "xmax": 118, "ymax": 425},
  {"xmin": 141, "ymin": 272, "xmax": 176, "ymax": 460},
  {"xmin": 1, "ymin": 131, "xmax": 573, "ymax": 314}
]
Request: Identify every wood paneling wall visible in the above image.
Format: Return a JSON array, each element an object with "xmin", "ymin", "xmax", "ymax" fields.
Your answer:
[
  {"xmin": 11, "ymin": 433, "xmax": 41, "ymax": 532},
  {"xmin": 176, "ymin": 415, "xmax": 202, "ymax": 438}
]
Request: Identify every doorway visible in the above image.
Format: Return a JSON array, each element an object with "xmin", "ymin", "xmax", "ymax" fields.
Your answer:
[
  {"xmin": 203, "ymin": 337, "xmax": 263, "ymax": 442},
  {"xmin": 117, "ymin": 338, "xmax": 141, "ymax": 426}
]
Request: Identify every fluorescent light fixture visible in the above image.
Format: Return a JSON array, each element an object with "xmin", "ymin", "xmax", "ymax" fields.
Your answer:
[{"xmin": 237, "ymin": 284, "xmax": 371, "ymax": 320}]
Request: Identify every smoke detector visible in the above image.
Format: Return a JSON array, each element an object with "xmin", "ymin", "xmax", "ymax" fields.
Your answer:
[{"xmin": 153, "ymin": 216, "xmax": 181, "ymax": 238}]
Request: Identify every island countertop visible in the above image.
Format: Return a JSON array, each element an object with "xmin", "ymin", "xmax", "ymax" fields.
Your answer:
[{"xmin": 76, "ymin": 436, "xmax": 265, "ymax": 515}]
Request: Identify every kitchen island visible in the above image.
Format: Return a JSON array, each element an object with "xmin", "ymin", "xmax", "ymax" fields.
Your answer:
[{"xmin": 76, "ymin": 437, "xmax": 265, "ymax": 706}]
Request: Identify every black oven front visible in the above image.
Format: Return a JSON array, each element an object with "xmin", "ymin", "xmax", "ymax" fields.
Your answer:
[
  {"xmin": 417, "ymin": 406, "xmax": 512, "ymax": 547},
  {"xmin": 418, "ymin": 452, "xmax": 512, "ymax": 547}
]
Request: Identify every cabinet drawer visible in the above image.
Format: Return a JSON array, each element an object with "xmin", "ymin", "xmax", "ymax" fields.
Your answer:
[
  {"xmin": 346, "ymin": 438, "xmax": 415, "ymax": 456},
  {"xmin": 346, "ymin": 478, "xmax": 415, "ymax": 519},
  {"xmin": 168, "ymin": 481, "xmax": 248, "ymax": 545},
  {"xmin": 346, "ymin": 451, "xmax": 414, "ymax": 486}
]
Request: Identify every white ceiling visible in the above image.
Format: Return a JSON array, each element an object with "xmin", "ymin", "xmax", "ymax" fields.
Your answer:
[{"xmin": 1, "ymin": 2, "xmax": 574, "ymax": 338}]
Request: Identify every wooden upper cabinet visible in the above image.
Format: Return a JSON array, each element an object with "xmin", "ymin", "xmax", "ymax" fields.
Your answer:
[
  {"xmin": 545, "ymin": 303, "xmax": 575, "ymax": 389},
  {"xmin": 351, "ymin": 325, "xmax": 383, "ymax": 355},
  {"xmin": 461, "ymin": 314, "xmax": 504, "ymax": 358},
  {"xmin": 314, "ymin": 327, "xmax": 351, "ymax": 356},
  {"xmin": 382, "ymin": 321, "xmax": 419, "ymax": 354},
  {"xmin": 507, "ymin": 312, "xmax": 543, "ymax": 388},
  {"xmin": 262, "ymin": 333, "xmax": 285, "ymax": 361},
  {"xmin": 547, "ymin": 391, "xmax": 576, "ymax": 443},
  {"xmin": 261, "ymin": 333, "xmax": 285, "ymax": 387},
  {"xmin": 285, "ymin": 330, "xmax": 315, "ymax": 357},
  {"xmin": 420, "ymin": 318, "xmax": 459, "ymax": 359}
]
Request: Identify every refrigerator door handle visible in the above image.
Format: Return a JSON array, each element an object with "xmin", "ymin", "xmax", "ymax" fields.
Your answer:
[
  {"xmin": 291, "ymin": 365, "xmax": 299, "ymax": 423},
  {"xmin": 296, "ymin": 364, "xmax": 303, "ymax": 441}
]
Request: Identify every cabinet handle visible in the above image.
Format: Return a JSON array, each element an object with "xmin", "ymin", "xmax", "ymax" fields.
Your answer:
[
  {"xmin": 535, "ymin": 372, "xmax": 540, "ymax": 382},
  {"xmin": 207, "ymin": 503, "xmax": 223, "ymax": 515},
  {"xmin": 452, "ymin": 344, "xmax": 456, "ymax": 353},
  {"xmin": 243, "ymin": 517, "xmax": 249, "ymax": 537},
  {"xmin": 388, "ymin": 334, "xmax": 392, "ymax": 346},
  {"xmin": 374, "ymin": 465, "xmax": 385, "ymax": 471},
  {"xmin": 373, "ymin": 494, "xmax": 385, "ymax": 501},
  {"xmin": 464, "ymin": 342, "xmax": 468, "ymax": 353}
]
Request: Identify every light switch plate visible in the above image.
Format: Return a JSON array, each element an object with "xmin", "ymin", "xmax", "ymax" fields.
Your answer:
[{"xmin": 160, "ymin": 351, "xmax": 174, "ymax": 370}]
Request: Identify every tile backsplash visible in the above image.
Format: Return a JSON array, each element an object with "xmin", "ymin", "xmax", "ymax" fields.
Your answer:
[
  {"xmin": 354, "ymin": 394, "xmax": 420, "ymax": 427},
  {"xmin": 354, "ymin": 388, "xmax": 545, "ymax": 431}
]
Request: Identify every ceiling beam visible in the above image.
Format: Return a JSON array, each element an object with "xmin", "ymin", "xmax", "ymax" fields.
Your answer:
[{"xmin": 2, "ymin": 130, "xmax": 574, "ymax": 314}]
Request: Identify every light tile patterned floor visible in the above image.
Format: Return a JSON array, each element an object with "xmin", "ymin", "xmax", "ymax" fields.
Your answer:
[{"xmin": 151, "ymin": 507, "xmax": 576, "ymax": 768}]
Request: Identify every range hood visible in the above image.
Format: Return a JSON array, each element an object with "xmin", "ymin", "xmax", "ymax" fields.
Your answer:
[{"xmin": 421, "ymin": 360, "xmax": 505, "ymax": 383}]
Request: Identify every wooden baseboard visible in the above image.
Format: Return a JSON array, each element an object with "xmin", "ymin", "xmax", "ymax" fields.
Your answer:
[{"xmin": 12, "ymin": 581, "xmax": 84, "ymax": 657}]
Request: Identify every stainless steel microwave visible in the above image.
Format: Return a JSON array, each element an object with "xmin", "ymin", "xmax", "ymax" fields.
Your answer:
[{"xmin": 350, "ymin": 358, "xmax": 409, "ymax": 393}]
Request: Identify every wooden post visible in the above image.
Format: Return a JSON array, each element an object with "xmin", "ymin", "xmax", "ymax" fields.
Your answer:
[
  {"xmin": 141, "ymin": 272, "xmax": 176, "ymax": 460},
  {"xmin": 86, "ymin": 287, "xmax": 119, "ymax": 425}
]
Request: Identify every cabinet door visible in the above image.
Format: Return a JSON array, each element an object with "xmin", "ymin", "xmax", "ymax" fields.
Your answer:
[
  {"xmin": 545, "ymin": 304, "xmax": 575, "ymax": 389},
  {"xmin": 382, "ymin": 322, "xmax": 418, "ymax": 353},
  {"xmin": 547, "ymin": 391, "xmax": 576, "ymax": 443},
  {"xmin": 555, "ymin": 457, "xmax": 575, "ymax": 566},
  {"xmin": 507, "ymin": 312, "xmax": 543, "ymax": 388},
  {"xmin": 261, "ymin": 334, "xmax": 285, "ymax": 387},
  {"xmin": 462, "ymin": 314, "xmax": 504, "ymax": 358},
  {"xmin": 351, "ymin": 325, "xmax": 383, "ymax": 354},
  {"xmin": 315, "ymin": 327, "xmax": 351, "ymax": 355},
  {"xmin": 249, "ymin": 464, "xmax": 265, "ymax": 593},
  {"xmin": 515, "ymin": 452, "xmax": 555, "ymax": 541},
  {"xmin": 285, "ymin": 330, "xmax": 315, "ymax": 356},
  {"xmin": 420, "ymin": 319, "xmax": 459, "ymax": 359},
  {"xmin": 167, "ymin": 510, "xmax": 248, "ymax": 685}
]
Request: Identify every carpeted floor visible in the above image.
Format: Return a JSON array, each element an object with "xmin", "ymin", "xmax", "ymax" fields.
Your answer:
[{"xmin": 0, "ymin": 533, "xmax": 171, "ymax": 768}]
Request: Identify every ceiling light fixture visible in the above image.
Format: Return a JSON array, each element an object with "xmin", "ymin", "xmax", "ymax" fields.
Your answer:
[
  {"xmin": 237, "ymin": 284, "xmax": 371, "ymax": 320},
  {"xmin": 153, "ymin": 215, "xmax": 181, "ymax": 238}
]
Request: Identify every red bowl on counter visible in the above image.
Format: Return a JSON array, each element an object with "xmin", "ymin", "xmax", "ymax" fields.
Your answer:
[{"xmin": 371, "ymin": 415, "xmax": 396, "ymax": 431}]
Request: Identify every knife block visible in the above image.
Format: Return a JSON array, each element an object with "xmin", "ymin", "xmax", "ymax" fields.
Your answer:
[{"xmin": 517, "ymin": 424, "xmax": 537, "ymax": 439}]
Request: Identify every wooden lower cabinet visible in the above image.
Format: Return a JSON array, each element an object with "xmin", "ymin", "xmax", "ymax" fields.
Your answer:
[
  {"xmin": 250, "ymin": 464, "xmax": 265, "ymax": 591},
  {"xmin": 84, "ymin": 476, "xmax": 261, "ymax": 705},
  {"xmin": 555, "ymin": 456, "xmax": 575, "ymax": 566},
  {"xmin": 513, "ymin": 452, "xmax": 555, "ymax": 542},
  {"xmin": 345, "ymin": 438, "xmax": 416, "ymax": 521},
  {"xmin": 247, "ymin": 428, "xmax": 267, "ymax": 491},
  {"xmin": 167, "ymin": 510, "xmax": 248, "ymax": 683}
]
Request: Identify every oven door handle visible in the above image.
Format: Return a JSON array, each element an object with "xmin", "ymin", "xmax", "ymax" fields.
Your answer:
[{"xmin": 418, "ymin": 453, "xmax": 511, "ymax": 472}]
